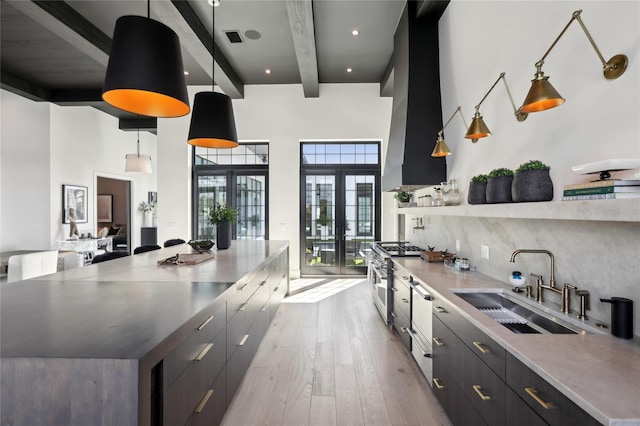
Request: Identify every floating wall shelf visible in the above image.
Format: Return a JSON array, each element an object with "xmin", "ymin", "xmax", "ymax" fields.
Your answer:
[{"xmin": 393, "ymin": 199, "xmax": 639, "ymax": 223}]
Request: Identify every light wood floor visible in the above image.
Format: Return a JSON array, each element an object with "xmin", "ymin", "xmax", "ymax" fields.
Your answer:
[{"xmin": 221, "ymin": 279, "xmax": 452, "ymax": 426}]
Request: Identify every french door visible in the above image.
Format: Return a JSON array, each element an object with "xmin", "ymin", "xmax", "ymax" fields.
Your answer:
[{"xmin": 300, "ymin": 169, "xmax": 380, "ymax": 275}]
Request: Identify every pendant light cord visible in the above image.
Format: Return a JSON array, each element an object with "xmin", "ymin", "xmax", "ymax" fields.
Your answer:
[
  {"xmin": 147, "ymin": 0, "xmax": 150, "ymax": 19},
  {"xmin": 137, "ymin": 127, "xmax": 141, "ymax": 158},
  {"xmin": 212, "ymin": 3, "xmax": 215, "ymax": 91}
]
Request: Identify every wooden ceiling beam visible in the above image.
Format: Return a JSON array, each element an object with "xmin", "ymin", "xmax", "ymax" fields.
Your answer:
[
  {"xmin": 160, "ymin": 0, "xmax": 244, "ymax": 99},
  {"xmin": 7, "ymin": 0, "xmax": 110, "ymax": 66},
  {"xmin": 285, "ymin": 0, "xmax": 319, "ymax": 98},
  {"xmin": 0, "ymin": 70, "xmax": 50, "ymax": 102}
]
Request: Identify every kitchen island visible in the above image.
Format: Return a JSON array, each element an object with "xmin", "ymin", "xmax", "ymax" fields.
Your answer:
[{"xmin": 1, "ymin": 240, "xmax": 289, "ymax": 426}]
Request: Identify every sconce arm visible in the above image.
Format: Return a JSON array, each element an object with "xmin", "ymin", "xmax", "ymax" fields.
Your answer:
[
  {"xmin": 475, "ymin": 73, "xmax": 527, "ymax": 122},
  {"xmin": 439, "ymin": 106, "xmax": 469, "ymax": 134},
  {"xmin": 535, "ymin": 10, "xmax": 627, "ymax": 79}
]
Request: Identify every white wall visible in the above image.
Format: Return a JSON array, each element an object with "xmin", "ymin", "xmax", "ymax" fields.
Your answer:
[
  {"xmin": 158, "ymin": 84, "xmax": 393, "ymax": 277},
  {"xmin": 435, "ymin": 1, "xmax": 639, "ymax": 189},
  {"xmin": 0, "ymin": 91, "xmax": 51, "ymax": 251},
  {"xmin": 1, "ymin": 90, "xmax": 158, "ymax": 252}
]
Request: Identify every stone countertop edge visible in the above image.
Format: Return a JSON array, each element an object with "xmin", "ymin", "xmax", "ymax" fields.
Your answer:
[{"xmin": 394, "ymin": 258, "xmax": 640, "ymax": 426}]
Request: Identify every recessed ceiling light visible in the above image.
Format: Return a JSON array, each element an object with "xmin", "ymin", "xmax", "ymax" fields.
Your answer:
[
  {"xmin": 265, "ymin": 69, "xmax": 271, "ymax": 74},
  {"xmin": 346, "ymin": 67, "xmax": 353, "ymax": 73},
  {"xmin": 351, "ymin": 29, "xmax": 359, "ymax": 36},
  {"xmin": 208, "ymin": 0, "xmax": 220, "ymax": 7},
  {"xmin": 184, "ymin": 70, "xmax": 189, "ymax": 76}
]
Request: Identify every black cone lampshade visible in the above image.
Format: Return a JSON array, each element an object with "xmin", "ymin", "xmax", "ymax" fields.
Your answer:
[
  {"xmin": 188, "ymin": 92, "xmax": 239, "ymax": 148},
  {"xmin": 103, "ymin": 16, "xmax": 190, "ymax": 118}
]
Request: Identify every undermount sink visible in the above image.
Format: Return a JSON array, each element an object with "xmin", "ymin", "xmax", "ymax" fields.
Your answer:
[{"xmin": 452, "ymin": 290, "xmax": 589, "ymax": 335}]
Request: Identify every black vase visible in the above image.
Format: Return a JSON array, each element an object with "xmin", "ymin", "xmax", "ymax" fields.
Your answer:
[
  {"xmin": 216, "ymin": 221, "xmax": 232, "ymax": 250},
  {"xmin": 468, "ymin": 182, "xmax": 487, "ymax": 205},
  {"xmin": 512, "ymin": 169, "xmax": 554, "ymax": 202},
  {"xmin": 486, "ymin": 175, "xmax": 513, "ymax": 204}
]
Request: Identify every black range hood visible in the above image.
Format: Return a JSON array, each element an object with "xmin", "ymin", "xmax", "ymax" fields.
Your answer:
[{"xmin": 382, "ymin": 1, "xmax": 449, "ymax": 192}]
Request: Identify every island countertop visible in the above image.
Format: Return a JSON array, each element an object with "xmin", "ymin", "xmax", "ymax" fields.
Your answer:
[
  {"xmin": 394, "ymin": 257, "xmax": 640, "ymax": 426},
  {"xmin": 1, "ymin": 240, "xmax": 289, "ymax": 360}
]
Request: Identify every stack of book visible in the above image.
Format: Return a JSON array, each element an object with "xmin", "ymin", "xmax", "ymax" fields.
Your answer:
[{"xmin": 562, "ymin": 179, "xmax": 640, "ymax": 201}]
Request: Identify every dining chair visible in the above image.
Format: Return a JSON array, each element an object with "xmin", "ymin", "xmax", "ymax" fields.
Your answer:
[{"xmin": 164, "ymin": 238, "xmax": 186, "ymax": 248}]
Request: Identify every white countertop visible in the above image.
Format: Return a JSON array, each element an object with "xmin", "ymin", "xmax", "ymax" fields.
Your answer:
[{"xmin": 394, "ymin": 258, "xmax": 640, "ymax": 426}]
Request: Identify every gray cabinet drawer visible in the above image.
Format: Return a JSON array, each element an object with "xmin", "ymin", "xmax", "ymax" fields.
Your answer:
[
  {"xmin": 506, "ymin": 353, "xmax": 602, "ymax": 426},
  {"xmin": 391, "ymin": 307, "xmax": 411, "ymax": 351},
  {"xmin": 228, "ymin": 265, "xmax": 269, "ymax": 318},
  {"xmin": 432, "ymin": 363, "xmax": 486, "ymax": 426},
  {"xmin": 226, "ymin": 325, "xmax": 259, "ymax": 407},
  {"xmin": 163, "ymin": 328, "xmax": 227, "ymax": 426},
  {"xmin": 432, "ymin": 316, "xmax": 465, "ymax": 382},
  {"xmin": 227, "ymin": 281, "xmax": 270, "ymax": 360},
  {"xmin": 433, "ymin": 294, "xmax": 505, "ymax": 380},
  {"xmin": 163, "ymin": 303, "xmax": 226, "ymax": 391},
  {"xmin": 506, "ymin": 385, "xmax": 547, "ymax": 426},
  {"xmin": 185, "ymin": 368, "xmax": 226, "ymax": 426},
  {"xmin": 391, "ymin": 276, "xmax": 411, "ymax": 320}
]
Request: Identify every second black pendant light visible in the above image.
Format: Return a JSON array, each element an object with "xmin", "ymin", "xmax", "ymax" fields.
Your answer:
[{"xmin": 188, "ymin": 1, "xmax": 238, "ymax": 148}]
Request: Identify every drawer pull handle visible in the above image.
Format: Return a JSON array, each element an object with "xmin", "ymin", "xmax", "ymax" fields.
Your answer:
[
  {"xmin": 196, "ymin": 315, "xmax": 214, "ymax": 331},
  {"xmin": 402, "ymin": 298, "xmax": 409, "ymax": 304},
  {"xmin": 259, "ymin": 280, "xmax": 267, "ymax": 286},
  {"xmin": 196, "ymin": 343, "xmax": 214, "ymax": 361},
  {"xmin": 391, "ymin": 287, "xmax": 399, "ymax": 292},
  {"xmin": 525, "ymin": 387, "xmax": 554, "ymax": 409},
  {"xmin": 433, "ymin": 378, "xmax": 445, "ymax": 389},
  {"xmin": 238, "ymin": 282, "xmax": 249, "ymax": 291},
  {"xmin": 433, "ymin": 337, "xmax": 444, "ymax": 346},
  {"xmin": 473, "ymin": 341, "xmax": 490, "ymax": 354},
  {"xmin": 273, "ymin": 286, "xmax": 279, "ymax": 292},
  {"xmin": 239, "ymin": 302, "xmax": 249, "ymax": 312},
  {"xmin": 261, "ymin": 304, "xmax": 268, "ymax": 312},
  {"xmin": 435, "ymin": 306, "xmax": 447, "ymax": 313},
  {"xmin": 473, "ymin": 385, "xmax": 491, "ymax": 401},
  {"xmin": 400, "ymin": 327, "xmax": 409, "ymax": 333},
  {"xmin": 402, "ymin": 275, "xmax": 410, "ymax": 281},
  {"xmin": 238, "ymin": 334, "xmax": 249, "ymax": 346},
  {"xmin": 390, "ymin": 312, "xmax": 397, "ymax": 318},
  {"xmin": 195, "ymin": 389, "xmax": 214, "ymax": 413}
]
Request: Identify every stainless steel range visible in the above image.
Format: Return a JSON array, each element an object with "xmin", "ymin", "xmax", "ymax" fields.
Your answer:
[{"xmin": 368, "ymin": 241, "xmax": 424, "ymax": 324}]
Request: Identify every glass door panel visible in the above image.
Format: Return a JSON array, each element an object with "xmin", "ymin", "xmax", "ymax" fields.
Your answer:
[
  {"xmin": 235, "ymin": 175, "xmax": 266, "ymax": 240},
  {"xmin": 343, "ymin": 174, "xmax": 376, "ymax": 274},
  {"xmin": 303, "ymin": 175, "xmax": 337, "ymax": 273},
  {"xmin": 195, "ymin": 175, "xmax": 227, "ymax": 240}
]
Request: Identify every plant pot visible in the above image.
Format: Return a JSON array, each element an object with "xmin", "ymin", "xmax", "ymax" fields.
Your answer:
[
  {"xmin": 216, "ymin": 221, "xmax": 232, "ymax": 250},
  {"xmin": 512, "ymin": 169, "xmax": 554, "ymax": 202},
  {"xmin": 486, "ymin": 175, "xmax": 513, "ymax": 204},
  {"xmin": 467, "ymin": 182, "xmax": 487, "ymax": 204}
]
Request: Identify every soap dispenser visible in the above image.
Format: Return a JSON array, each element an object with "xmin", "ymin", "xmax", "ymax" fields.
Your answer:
[{"xmin": 600, "ymin": 297, "xmax": 633, "ymax": 339}]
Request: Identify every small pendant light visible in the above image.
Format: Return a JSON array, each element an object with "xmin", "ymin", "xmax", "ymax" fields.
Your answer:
[
  {"xmin": 187, "ymin": 1, "xmax": 238, "ymax": 148},
  {"xmin": 125, "ymin": 128, "xmax": 152, "ymax": 174},
  {"xmin": 103, "ymin": 0, "xmax": 190, "ymax": 118}
]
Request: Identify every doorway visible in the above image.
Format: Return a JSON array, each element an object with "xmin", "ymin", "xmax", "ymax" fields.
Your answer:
[
  {"xmin": 96, "ymin": 176, "xmax": 131, "ymax": 253},
  {"xmin": 300, "ymin": 142, "xmax": 380, "ymax": 276}
]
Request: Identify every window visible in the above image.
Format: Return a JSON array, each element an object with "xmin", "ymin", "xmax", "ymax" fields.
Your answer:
[
  {"xmin": 193, "ymin": 143, "xmax": 269, "ymax": 240},
  {"xmin": 356, "ymin": 183, "xmax": 373, "ymax": 236}
]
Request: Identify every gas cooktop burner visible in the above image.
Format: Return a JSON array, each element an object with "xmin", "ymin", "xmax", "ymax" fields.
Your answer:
[
  {"xmin": 373, "ymin": 241, "xmax": 424, "ymax": 257},
  {"xmin": 381, "ymin": 245, "xmax": 422, "ymax": 252}
]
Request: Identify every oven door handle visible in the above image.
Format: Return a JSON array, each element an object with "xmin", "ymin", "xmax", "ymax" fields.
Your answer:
[{"xmin": 412, "ymin": 283, "xmax": 433, "ymax": 301}]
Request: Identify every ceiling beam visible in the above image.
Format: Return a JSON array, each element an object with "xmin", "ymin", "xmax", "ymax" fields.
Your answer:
[
  {"xmin": 416, "ymin": 0, "xmax": 450, "ymax": 20},
  {"xmin": 119, "ymin": 118, "xmax": 158, "ymax": 133},
  {"xmin": 159, "ymin": 0, "xmax": 244, "ymax": 99},
  {"xmin": 285, "ymin": 0, "xmax": 319, "ymax": 98},
  {"xmin": 0, "ymin": 70, "xmax": 50, "ymax": 102},
  {"xmin": 7, "ymin": 0, "xmax": 111, "ymax": 66}
]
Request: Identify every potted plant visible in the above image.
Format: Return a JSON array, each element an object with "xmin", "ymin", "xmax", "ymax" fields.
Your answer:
[
  {"xmin": 418, "ymin": 194, "xmax": 433, "ymax": 207},
  {"xmin": 512, "ymin": 160, "xmax": 553, "ymax": 202},
  {"xmin": 486, "ymin": 168, "xmax": 514, "ymax": 204},
  {"xmin": 468, "ymin": 174, "xmax": 488, "ymax": 205},
  {"xmin": 138, "ymin": 201, "xmax": 157, "ymax": 227},
  {"xmin": 208, "ymin": 203, "xmax": 238, "ymax": 249},
  {"xmin": 394, "ymin": 191, "xmax": 414, "ymax": 207}
]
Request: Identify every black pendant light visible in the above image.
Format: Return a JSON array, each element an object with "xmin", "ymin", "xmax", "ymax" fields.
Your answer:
[
  {"xmin": 103, "ymin": 1, "xmax": 190, "ymax": 118},
  {"xmin": 187, "ymin": 1, "xmax": 238, "ymax": 148}
]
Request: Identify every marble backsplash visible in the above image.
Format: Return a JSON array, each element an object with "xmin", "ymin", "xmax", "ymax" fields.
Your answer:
[{"xmin": 405, "ymin": 215, "xmax": 640, "ymax": 339}]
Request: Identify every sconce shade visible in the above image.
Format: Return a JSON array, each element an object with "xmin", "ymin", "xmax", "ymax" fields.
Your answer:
[
  {"xmin": 431, "ymin": 135, "xmax": 451, "ymax": 157},
  {"xmin": 465, "ymin": 115, "xmax": 491, "ymax": 140},
  {"xmin": 103, "ymin": 16, "xmax": 190, "ymax": 118},
  {"xmin": 188, "ymin": 92, "xmax": 239, "ymax": 148},
  {"xmin": 125, "ymin": 154, "xmax": 152, "ymax": 174},
  {"xmin": 520, "ymin": 74, "xmax": 565, "ymax": 113}
]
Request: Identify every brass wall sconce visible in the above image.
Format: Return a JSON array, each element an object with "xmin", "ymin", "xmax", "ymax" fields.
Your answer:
[
  {"xmin": 432, "ymin": 106, "xmax": 469, "ymax": 157},
  {"xmin": 465, "ymin": 72, "xmax": 527, "ymax": 142},
  {"xmin": 520, "ymin": 9, "xmax": 628, "ymax": 113}
]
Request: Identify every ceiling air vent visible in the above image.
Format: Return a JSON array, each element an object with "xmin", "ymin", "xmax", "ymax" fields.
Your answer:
[{"xmin": 224, "ymin": 30, "xmax": 243, "ymax": 44}]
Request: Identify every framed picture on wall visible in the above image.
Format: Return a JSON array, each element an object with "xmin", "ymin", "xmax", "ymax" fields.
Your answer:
[
  {"xmin": 62, "ymin": 184, "xmax": 88, "ymax": 224},
  {"xmin": 97, "ymin": 194, "xmax": 113, "ymax": 223},
  {"xmin": 148, "ymin": 191, "xmax": 157, "ymax": 204}
]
